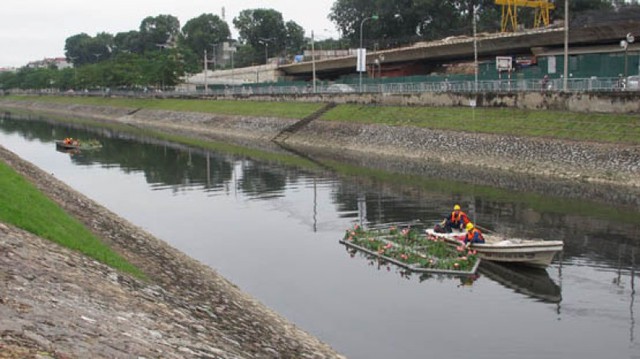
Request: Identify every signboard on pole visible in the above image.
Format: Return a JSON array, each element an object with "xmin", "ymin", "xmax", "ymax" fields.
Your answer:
[
  {"xmin": 357, "ymin": 48, "xmax": 366, "ymax": 72},
  {"xmin": 496, "ymin": 56, "xmax": 512, "ymax": 72}
]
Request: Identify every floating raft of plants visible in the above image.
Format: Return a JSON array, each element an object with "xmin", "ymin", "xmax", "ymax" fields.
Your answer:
[{"xmin": 340, "ymin": 224, "xmax": 480, "ymax": 275}]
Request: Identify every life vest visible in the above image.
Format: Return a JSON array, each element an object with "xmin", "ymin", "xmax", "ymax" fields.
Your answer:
[
  {"xmin": 450, "ymin": 210, "xmax": 469, "ymax": 225},
  {"xmin": 466, "ymin": 228, "xmax": 484, "ymax": 243}
]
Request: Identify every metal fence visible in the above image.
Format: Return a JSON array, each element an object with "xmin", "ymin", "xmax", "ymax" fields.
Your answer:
[
  {"xmin": 192, "ymin": 77, "xmax": 638, "ymax": 96},
  {"xmin": 7, "ymin": 76, "xmax": 639, "ymax": 98}
]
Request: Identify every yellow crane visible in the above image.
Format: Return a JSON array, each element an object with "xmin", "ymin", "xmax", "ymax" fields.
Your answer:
[{"xmin": 495, "ymin": 0, "xmax": 556, "ymax": 32}]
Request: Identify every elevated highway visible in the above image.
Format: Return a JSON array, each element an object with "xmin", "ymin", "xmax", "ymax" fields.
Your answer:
[{"xmin": 279, "ymin": 21, "xmax": 640, "ymax": 80}]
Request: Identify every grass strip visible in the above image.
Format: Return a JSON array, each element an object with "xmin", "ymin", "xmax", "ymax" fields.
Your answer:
[
  {"xmin": 0, "ymin": 160, "xmax": 144, "ymax": 278},
  {"xmin": 321, "ymin": 104, "xmax": 640, "ymax": 144},
  {"xmin": 3, "ymin": 95, "xmax": 324, "ymax": 119}
]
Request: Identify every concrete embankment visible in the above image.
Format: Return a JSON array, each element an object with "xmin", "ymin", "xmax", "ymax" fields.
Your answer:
[{"xmin": 1, "ymin": 98, "xmax": 639, "ymax": 207}]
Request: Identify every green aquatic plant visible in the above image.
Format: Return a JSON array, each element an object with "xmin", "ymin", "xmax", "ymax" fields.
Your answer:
[{"xmin": 342, "ymin": 224, "xmax": 478, "ymax": 272}]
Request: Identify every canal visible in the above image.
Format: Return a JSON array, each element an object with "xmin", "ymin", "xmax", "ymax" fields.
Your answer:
[{"xmin": 1, "ymin": 113, "xmax": 638, "ymax": 359}]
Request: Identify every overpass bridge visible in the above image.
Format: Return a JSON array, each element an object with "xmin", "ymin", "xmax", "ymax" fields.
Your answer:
[
  {"xmin": 184, "ymin": 21, "xmax": 639, "ymax": 88},
  {"xmin": 278, "ymin": 21, "xmax": 640, "ymax": 81}
]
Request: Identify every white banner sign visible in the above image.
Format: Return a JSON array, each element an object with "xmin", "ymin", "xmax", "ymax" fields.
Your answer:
[
  {"xmin": 356, "ymin": 48, "xmax": 366, "ymax": 72},
  {"xmin": 548, "ymin": 56, "xmax": 556, "ymax": 74}
]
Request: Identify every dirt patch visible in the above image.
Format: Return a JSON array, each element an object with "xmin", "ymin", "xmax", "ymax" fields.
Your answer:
[{"xmin": 0, "ymin": 146, "xmax": 344, "ymax": 358}]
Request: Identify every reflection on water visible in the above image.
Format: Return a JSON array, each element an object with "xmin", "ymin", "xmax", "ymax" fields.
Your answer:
[
  {"xmin": 478, "ymin": 261, "xmax": 562, "ymax": 303},
  {"xmin": 1, "ymin": 113, "xmax": 639, "ymax": 359}
]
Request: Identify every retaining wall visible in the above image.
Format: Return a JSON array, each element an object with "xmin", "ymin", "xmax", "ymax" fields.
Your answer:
[{"xmin": 210, "ymin": 91, "xmax": 640, "ymax": 114}]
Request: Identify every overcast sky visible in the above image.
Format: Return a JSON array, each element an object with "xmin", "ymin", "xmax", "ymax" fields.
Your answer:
[{"xmin": 1, "ymin": 0, "xmax": 339, "ymax": 68}]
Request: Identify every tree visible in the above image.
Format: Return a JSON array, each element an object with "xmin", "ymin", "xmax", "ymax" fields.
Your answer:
[
  {"xmin": 181, "ymin": 13, "xmax": 230, "ymax": 69},
  {"xmin": 139, "ymin": 14, "xmax": 181, "ymax": 52},
  {"xmin": 65, "ymin": 33, "xmax": 93, "ymax": 66},
  {"xmin": 284, "ymin": 21, "xmax": 305, "ymax": 56},
  {"xmin": 233, "ymin": 43, "xmax": 260, "ymax": 67},
  {"xmin": 233, "ymin": 9, "xmax": 288, "ymax": 64},
  {"xmin": 329, "ymin": 0, "xmax": 516, "ymax": 46},
  {"xmin": 114, "ymin": 30, "xmax": 144, "ymax": 55},
  {"xmin": 64, "ymin": 32, "xmax": 115, "ymax": 66}
]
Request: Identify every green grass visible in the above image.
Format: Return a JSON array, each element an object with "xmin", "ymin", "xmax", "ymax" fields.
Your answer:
[
  {"xmin": 321, "ymin": 104, "xmax": 640, "ymax": 144},
  {"xmin": 0, "ymin": 161, "xmax": 144, "ymax": 278},
  {"xmin": 4, "ymin": 95, "xmax": 324, "ymax": 119}
]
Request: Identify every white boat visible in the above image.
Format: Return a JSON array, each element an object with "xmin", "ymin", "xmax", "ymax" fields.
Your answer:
[{"xmin": 425, "ymin": 228, "xmax": 563, "ymax": 268}]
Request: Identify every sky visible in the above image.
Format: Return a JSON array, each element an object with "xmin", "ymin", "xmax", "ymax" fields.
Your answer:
[{"xmin": 0, "ymin": 0, "xmax": 340, "ymax": 68}]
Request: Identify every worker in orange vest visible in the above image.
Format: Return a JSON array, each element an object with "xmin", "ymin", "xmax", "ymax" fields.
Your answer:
[
  {"xmin": 464, "ymin": 222, "xmax": 485, "ymax": 245},
  {"xmin": 441, "ymin": 204, "xmax": 470, "ymax": 233}
]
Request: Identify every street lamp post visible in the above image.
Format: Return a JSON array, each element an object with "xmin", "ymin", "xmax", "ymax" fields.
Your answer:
[
  {"xmin": 203, "ymin": 49, "xmax": 208, "ymax": 94},
  {"xmin": 473, "ymin": 5, "xmax": 479, "ymax": 93},
  {"xmin": 258, "ymin": 38, "xmax": 274, "ymax": 65},
  {"xmin": 358, "ymin": 15, "xmax": 378, "ymax": 92},
  {"xmin": 228, "ymin": 39, "xmax": 237, "ymax": 88},
  {"xmin": 563, "ymin": 0, "xmax": 569, "ymax": 92},
  {"xmin": 311, "ymin": 30, "xmax": 317, "ymax": 93},
  {"xmin": 621, "ymin": 33, "xmax": 635, "ymax": 83}
]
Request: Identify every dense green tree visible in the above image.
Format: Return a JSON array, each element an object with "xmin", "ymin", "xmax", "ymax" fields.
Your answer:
[
  {"xmin": 64, "ymin": 32, "xmax": 115, "ymax": 66},
  {"xmin": 0, "ymin": 71, "xmax": 17, "ymax": 90},
  {"xmin": 64, "ymin": 33, "xmax": 93, "ymax": 66},
  {"xmin": 233, "ymin": 9, "xmax": 289, "ymax": 64},
  {"xmin": 284, "ymin": 21, "xmax": 306, "ymax": 56},
  {"xmin": 12, "ymin": 67, "xmax": 61, "ymax": 89},
  {"xmin": 114, "ymin": 30, "xmax": 144, "ymax": 55},
  {"xmin": 139, "ymin": 14, "xmax": 181, "ymax": 52},
  {"xmin": 329, "ymin": 0, "xmax": 499, "ymax": 46},
  {"xmin": 181, "ymin": 13, "xmax": 231, "ymax": 69},
  {"xmin": 233, "ymin": 43, "xmax": 260, "ymax": 67}
]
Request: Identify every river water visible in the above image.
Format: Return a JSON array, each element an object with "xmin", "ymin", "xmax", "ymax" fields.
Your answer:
[{"xmin": 1, "ymin": 114, "xmax": 639, "ymax": 359}]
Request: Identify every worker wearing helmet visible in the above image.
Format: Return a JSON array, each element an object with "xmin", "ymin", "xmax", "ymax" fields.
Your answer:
[
  {"xmin": 441, "ymin": 204, "xmax": 470, "ymax": 233},
  {"xmin": 464, "ymin": 222, "xmax": 485, "ymax": 245}
]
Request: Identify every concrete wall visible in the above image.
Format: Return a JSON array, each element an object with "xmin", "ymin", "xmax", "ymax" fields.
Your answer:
[
  {"xmin": 181, "ymin": 64, "xmax": 282, "ymax": 88},
  {"xmin": 219, "ymin": 91, "xmax": 640, "ymax": 114}
]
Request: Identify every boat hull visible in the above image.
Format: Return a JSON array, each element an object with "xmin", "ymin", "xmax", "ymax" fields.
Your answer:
[
  {"xmin": 425, "ymin": 229, "xmax": 563, "ymax": 268},
  {"xmin": 55, "ymin": 140, "xmax": 79, "ymax": 150}
]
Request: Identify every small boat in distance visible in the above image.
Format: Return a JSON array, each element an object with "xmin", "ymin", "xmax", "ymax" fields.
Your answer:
[
  {"xmin": 55, "ymin": 138, "xmax": 80, "ymax": 150},
  {"xmin": 425, "ymin": 228, "xmax": 563, "ymax": 268},
  {"xmin": 55, "ymin": 138, "xmax": 102, "ymax": 151}
]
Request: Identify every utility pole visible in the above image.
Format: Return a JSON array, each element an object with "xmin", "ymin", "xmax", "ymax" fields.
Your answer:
[
  {"xmin": 563, "ymin": 0, "xmax": 569, "ymax": 92},
  {"xmin": 358, "ymin": 15, "xmax": 379, "ymax": 92},
  {"xmin": 312, "ymin": 30, "xmax": 317, "ymax": 93},
  {"xmin": 203, "ymin": 49, "xmax": 208, "ymax": 94},
  {"xmin": 473, "ymin": 5, "xmax": 479, "ymax": 93}
]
